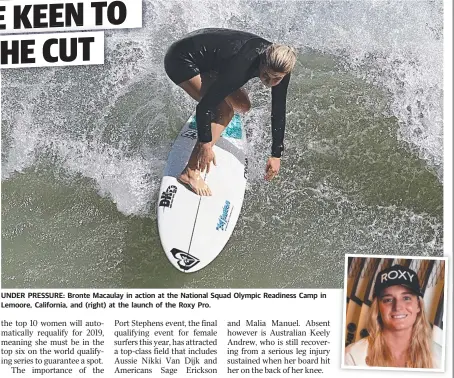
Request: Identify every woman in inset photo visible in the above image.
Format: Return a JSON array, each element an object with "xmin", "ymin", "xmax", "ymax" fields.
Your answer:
[{"xmin": 345, "ymin": 264, "xmax": 442, "ymax": 369}]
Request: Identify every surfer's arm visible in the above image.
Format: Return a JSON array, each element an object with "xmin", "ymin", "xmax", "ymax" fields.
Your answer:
[
  {"xmin": 270, "ymin": 73, "xmax": 291, "ymax": 158},
  {"xmin": 196, "ymin": 66, "xmax": 247, "ymax": 143},
  {"xmin": 196, "ymin": 40, "xmax": 259, "ymax": 143},
  {"xmin": 195, "ymin": 73, "xmax": 246, "ymax": 143}
]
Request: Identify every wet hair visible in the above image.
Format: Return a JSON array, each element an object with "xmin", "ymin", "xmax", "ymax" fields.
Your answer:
[
  {"xmin": 366, "ymin": 296, "xmax": 433, "ymax": 368},
  {"xmin": 261, "ymin": 44, "xmax": 297, "ymax": 74}
]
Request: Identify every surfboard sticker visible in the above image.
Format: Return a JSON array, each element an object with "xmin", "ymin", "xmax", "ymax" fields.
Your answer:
[
  {"xmin": 189, "ymin": 114, "xmax": 243, "ymax": 139},
  {"xmin": 170, "ymin": 248, "xmax": 201, "ymax": 271},
  {"xmin": 157, "ymin": 113, "xmax": 247, "ymax": 273}
]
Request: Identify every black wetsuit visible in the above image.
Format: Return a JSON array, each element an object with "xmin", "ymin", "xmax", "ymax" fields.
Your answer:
[{"xmin": 164, "ymin": 28, "xmax": 290, "ymax": 158}]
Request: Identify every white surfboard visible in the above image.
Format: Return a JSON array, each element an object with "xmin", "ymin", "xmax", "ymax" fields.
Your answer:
[{"xmin": 157, "ymin": 113, "xmax": 247, "ymax": 273}]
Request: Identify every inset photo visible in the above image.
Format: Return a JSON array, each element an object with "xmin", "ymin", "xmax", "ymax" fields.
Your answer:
[{"xmin": 342, "ymin": 255, "xmax": 447, "ymax": 371}]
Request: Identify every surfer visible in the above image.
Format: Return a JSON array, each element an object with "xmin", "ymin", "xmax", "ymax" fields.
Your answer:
[
  {"xmin": 344, "ymin": 265, "xmax": 441, "ymax": 369},
  {"xmin": 164, "ymin": 28, "xmax": 296, "ymax": 196}
]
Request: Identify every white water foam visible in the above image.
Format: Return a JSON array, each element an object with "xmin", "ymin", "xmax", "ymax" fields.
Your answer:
[
  {"xmin": 49, "ymin": 137, "xmax": 164, "ymax": 216},
  {"xmin": 279, "ymin": 0, "xmax": 443, "ymax": 178}
]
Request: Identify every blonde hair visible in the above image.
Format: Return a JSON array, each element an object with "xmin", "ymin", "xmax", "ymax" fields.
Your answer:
[
  {"xmin": 261, "ymin": 44, "xmax": 297, "ymax": 73},
  {"xmin": 366, "ymin": 297, "xmax": 433, "ymax": 368}
]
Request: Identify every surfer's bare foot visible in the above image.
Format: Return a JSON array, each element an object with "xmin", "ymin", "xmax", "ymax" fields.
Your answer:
[{"xmin": 178, "ymin": 168, "xmax": 212, "ymax": 196}]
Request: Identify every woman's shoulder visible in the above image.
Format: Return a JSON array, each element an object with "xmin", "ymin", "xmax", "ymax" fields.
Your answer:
[
  {"xmin": 345, "ymin": 338, "xmax": 369, "ymax": 366},
  {"xmin": 346, "ymin": 337, "xmax": 369, "ymax": 351},
  {"xmin": 431, "ymin": 341, "xmax": 443, "ymax": 369}
]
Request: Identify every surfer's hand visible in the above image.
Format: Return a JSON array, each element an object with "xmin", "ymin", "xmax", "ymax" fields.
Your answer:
[
  {"xmin": 265, "ymin": 157, "xmax": 281, "ymax": 181},
  {"xmin": 196, "ymin": 142, "xmax": 216, "ymax": 173}
]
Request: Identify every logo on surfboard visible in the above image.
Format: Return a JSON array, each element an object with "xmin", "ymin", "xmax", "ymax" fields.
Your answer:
[
  {"xmin": 159, "ymin": 185, "xmax": 177, "ymax": 208},
  {"xmin": 216, "ymin": 200, "xmax": 232, "ymax": 231},
  {"xmin": 244, "ymin": 157, "xmax": 248, "ymax": 179},
  {"xmin": 170, "ymin": 249, "xmax": 200, "ymax": 271},
  {"xmin": 181, "ymin": 129, "xmax": 197, "ymax": 140}
]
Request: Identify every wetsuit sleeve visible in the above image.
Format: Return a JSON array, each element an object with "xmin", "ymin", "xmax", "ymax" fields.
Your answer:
[
  {"xmin": 196, "ymin": 72, "xmax": 247, "ymax": 142},
  {"xmin": 271, "ymin": 73, "xmax": 291, "ymax": 158},
  {"xmin": 196, "ymin": 43, "xmax": 258, "ymax": 143}
]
